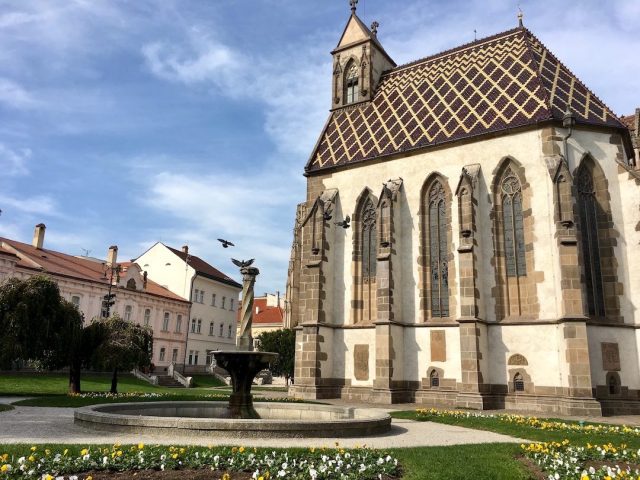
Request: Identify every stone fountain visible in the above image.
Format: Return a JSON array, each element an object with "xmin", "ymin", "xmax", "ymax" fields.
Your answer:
[
  {"xmin": 212, "ymin": 259, "xmax": 278, "ymax": 419},
  {"xmin": 74, "ymin": 262, "xmax": 391, "ymax": 437}
]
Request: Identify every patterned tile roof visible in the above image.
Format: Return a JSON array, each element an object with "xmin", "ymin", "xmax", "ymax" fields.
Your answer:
[{"xmin": 307, "ymin": 28, "xmax": 625, "ymax": 173}]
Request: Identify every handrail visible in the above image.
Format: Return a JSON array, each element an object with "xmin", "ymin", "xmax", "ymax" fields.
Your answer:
[
  {"xmin": 168, "ymin": 362, "xmax": 193, "ymax": 388},
  {"xmin": 132, "ymin": 368, "xmax": 158, "ymax": 385}
]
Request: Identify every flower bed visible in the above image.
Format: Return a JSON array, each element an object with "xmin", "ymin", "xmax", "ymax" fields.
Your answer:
[
  {"xmin": 415, "ymin": 408, "xmax": 640, "ymax": 437},
  {"xmin": 0, "ymin": 444, "xmax": 399, "ymax": 480},
  {"xmin": 522, "ymin": 440, "xmax": 640, "ymax": 479}
]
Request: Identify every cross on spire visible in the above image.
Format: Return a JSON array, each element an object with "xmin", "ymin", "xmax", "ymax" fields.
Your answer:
[
  {"xmin": 518, "ymin": 5, "xmax": 524, "ymax": 27},
  {"xmin": 350, "ymin": 0, "xmax": 358, "ymax": 14}
]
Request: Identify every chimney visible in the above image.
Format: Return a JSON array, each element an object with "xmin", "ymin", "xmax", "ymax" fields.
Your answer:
[
  {"xmin": 182, "ymin": 245, "xmax": 189, "ymax": 255},
  {"xmin": 32, "ymin": 223, "xmax": 46, "ymax": 249},
  {"xmin": 107, "ymin": 245, "xmax": 118, "ymax": 266}
]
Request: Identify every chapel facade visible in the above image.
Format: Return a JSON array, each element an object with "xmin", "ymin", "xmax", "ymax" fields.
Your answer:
[{"xmin": 285, "ymin": 5, "xmax": 640, "ymax": 416}]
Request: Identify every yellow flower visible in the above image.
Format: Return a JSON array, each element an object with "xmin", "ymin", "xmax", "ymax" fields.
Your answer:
[
  {"xmin": 171, "ymin": 453, "xmax": 178, "ymax": 459},
  {"xmin": 222, "ymin": 473, "xmax": 231, "ymax": 480},
  {"xmin": 239, "ymin": 447, "xmax": 245, "ymax": 453},
  {"xmin": 44, "ymin": 475, "xmax": 53, "ymax": 480},
  {"xmin": 80, "ymin": 448, "xmax": 89, "ymax": 456},
  {"xmin": 138, "ymin": 443, "xmax": 144, "ymax": 450},
  {"xmin": 179, "ymin": 448, "xmax": 185, "ymax": 454},
  {"xmin": 87, "ymin": 476, "xmax": 93, "ymax": 480},
  {"xmin": 63, "ymin": 449, "xmax": 68, "ymax": 456},
  {"xmin": 116, "ymin": 451, "xmax": 123, "ymax": 457},
  {"xmin": 28, "ymin": 456, "xmax": 35, "ymax": 462},
  {"xmin": 1, "ymin": 465, "xmax": 8, "ymax": 472},
  {"xmin": 45, "ymin": 449, "xmax": 50, "ymax": 456},
  {"xmin": 30, "ymin": 446, "xmax": 36, "ymax": 452},
  {"xmin": 581, "ymin": 476, "xmax": 589, "ymax": 480}
]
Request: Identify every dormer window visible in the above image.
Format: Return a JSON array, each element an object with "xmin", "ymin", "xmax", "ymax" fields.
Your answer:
[{"xmin": 345, "ymin": 61, "xmax": 359, "ymax": 104}]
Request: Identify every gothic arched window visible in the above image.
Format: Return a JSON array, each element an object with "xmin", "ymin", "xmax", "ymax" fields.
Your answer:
[
  {"xmin": 353, "ymin": 194, "xmax": 377, "ymax": 324},
  {"xmin": 345, "ymin": 61, "xmax": 359, "ymax": 104},
  {"xmin": 501, "ymin": 169, "xmax": 526, "ymax": 278},
  {"xmin": 428, "ymin": 181, "xmax": 449, "ymax": 318},
  {"xmin": 361, "ymin": 198, "xmax": 377, "ymax": 280},
  {"xmin": 575, "ymin": 165, "xmax": 605, "ymax": 317}
]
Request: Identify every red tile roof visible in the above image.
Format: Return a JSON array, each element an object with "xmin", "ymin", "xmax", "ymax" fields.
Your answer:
[
  {"xmin": 166, "ymin": 246, "xmax": 241, "ymax": 289},
  {"xmin": 0, "ymin": 238, "xmax": 188, "ymax": 303},
  {"xmin": 236, "ymin": 297, "xmax": 284, "ymax": 326},
  {"xmin": 307, "ymin": 27, "xmax": 625, "ymax": 173}
]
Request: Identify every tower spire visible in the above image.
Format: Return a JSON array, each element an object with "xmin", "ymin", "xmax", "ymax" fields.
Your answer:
[
  {"xmin": 517, "ymin": 6, "xmax": 524, "ymax": 27},
  {"xmin": 350, "ymin": 0, "xmax": 358, "ymax": 14}
]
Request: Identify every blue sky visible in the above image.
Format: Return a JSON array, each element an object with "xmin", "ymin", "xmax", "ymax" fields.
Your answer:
[{"xmin": 0, "ymin": 0, "xmax": 638, "ymax": 294}]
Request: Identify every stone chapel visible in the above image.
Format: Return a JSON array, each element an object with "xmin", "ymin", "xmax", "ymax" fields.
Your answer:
[{"xmin": 285, "ymin": 4, "xmax": 640, "ymax": 416}]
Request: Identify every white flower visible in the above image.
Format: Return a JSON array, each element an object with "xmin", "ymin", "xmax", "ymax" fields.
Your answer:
[
  {"xmin": 309, "ymin": 468, "xmax": 317, "ymax": 479},
  {"xmin": 359, "ymin": 464, "xmax": 367, "ymax": 473},
  {"xmin": 18, "ymin": 457, "xmax": 25, "ymax": 465},
  {"xmin": 103, "ymin": 456, "xmax": 108, "ymax": 465},
  {"xmin": 278, "ymin": 470, "xmax": 286, "ymax": 477}
]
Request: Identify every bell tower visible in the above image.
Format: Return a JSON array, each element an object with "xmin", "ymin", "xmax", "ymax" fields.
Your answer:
[{"xmin": 331, "ymin": 0, "xmax": 396, "ymax": 110}]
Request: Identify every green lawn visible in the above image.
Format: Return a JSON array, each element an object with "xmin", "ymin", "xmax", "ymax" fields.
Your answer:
[
  {"xmin": 0, "ymin": 443, "xmax": 534, "ymax": 479},
  {"xmin": 0, "ymin": 373, "xmax": 286, "ymax": 407},
  {"xmin": 391, "ymin": 410, "xmax": 640, "ymax": 448},
  {"xmin": 189, "ymin": 374, "xmax": 226, "ymax": 388}
]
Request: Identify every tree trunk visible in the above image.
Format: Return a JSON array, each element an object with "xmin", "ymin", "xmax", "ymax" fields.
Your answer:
[
  {"xmin": 68, "ymin": 361, "xmax": 81, "ymax": 394},
  {"xmin": 110, "ymin": 366, "xmax": 118, "ymax": 394}
]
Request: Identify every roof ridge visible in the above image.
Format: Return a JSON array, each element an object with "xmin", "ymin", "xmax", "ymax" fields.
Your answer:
[
  {"xmin": 524, "ymin": 29, "xmax": 622, "ymax": 124},
  {"xmin": 387, "ymin": 27, "xmax": 522, "ymax": 76},
  {"xmin": 520, "ymin": 28, "xmax": 554, "ymax": 122}
]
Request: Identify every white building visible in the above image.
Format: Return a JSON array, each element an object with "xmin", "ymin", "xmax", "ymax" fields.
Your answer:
[
  {"xmin": 136, "ymin": 243, "xmax": 242, "ymax": 374},
  {"xmin": 0, "ymin": 225, "xmax": 190, "ymax": 372}
]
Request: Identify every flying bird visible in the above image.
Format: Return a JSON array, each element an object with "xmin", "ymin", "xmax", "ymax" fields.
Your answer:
[
  {"xmin": 217, "ymin": 238, "xmax": 235, "ymax": 248},
  {"xmin": 335, "ymin": 215, "xmax": 351, "ymax": 229},
  {"xmin": 232, "ymin": 258, "xmax": 254, "ymax": 268}
]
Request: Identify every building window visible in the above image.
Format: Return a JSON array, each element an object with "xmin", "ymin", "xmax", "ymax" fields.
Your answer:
[
  {"xmin": 162, "ymin": 312, "xmax": 170, "ymax": 331},
  {"xmin": 209, "ymin": 322, "xmax": 214, "ymax": 336},
  {"xmin": 172, "ymin": 348, "xmax": 178, "ymax": 363},
  {"xmin": 228, "ymin": 325, "xmax": 232, "ymax": 338},
  {"xmin": 514, "ymin": 373, "xmax": 525, "ymax": 392},
  {"xmin": 126, "ymin": 278, "xmax": 137, "ymax": 290},
  {"xmin": 71, "ymin": 295, "xmax": 80, "ymax": 308},
  {"xmin": 222, "ymin": 296, "xmax": 226, "ymax": 309},
  {"xmin": 344, "ymin": 61, "xmax": 359, "ymax": 104},
  {"xmin": 211, "ymin": 293, "xmax": 216, "ymax": 306},
  {"xmin": 191, "ymin": 318, "xmax": 197, "ymax": 333},
  {"xmin": 199, "ymin": 290, "xmax": 205, "ymax": 303},
  {"xmin": 229, "ymin": 299, "xmax": 234, "ymax": 311},
  {"xmin": 159, "ymin": 347, "xmax": 166, "ymax": 362},
  {"xmin": 175, "ymin": 315, "xmax": 182, "ymax": 333},
  {"xmin": 430, "ymin": 370, "xmax": 440, "ymax": 388},
  {"xmin": 206, "ymin": 352, "xmax": 213, "ymax": 366},
  {"xmin": 196, "ymin": 319, "xmax": 202, "ymax": 334},
  {"xmin": 188, "ymin": 350, "xmax": 194, "ymax": 365},
  {"xmin": 193, "ymin": 289, "xmax": 199, "ymax": 302},
  {"xmin": 194, "ymin": 351, "xmax": 199, "ymax": 364},
  {"xmin": 501, "ymin": 168, "xmax": 526, "ymax": 278},
  {"xmin": 219, "ymin": 323, "xmax": 224, "ymax": 336},
  {"xmin": 576, "ymin": 165, "xmax": 605, "ymax": 317},
  {"xmin": 124, "ymin": 305, "xmax": 133, "ymax": 322},
  {"xmin": 427, "ymin": 180, "xmax": 449, "ymax": 318},
  {"xmin": 354, "ymin": 194, "xmax": 377, "ymax": 324},
  {"xmin": 144, "ymin": 309, "xmax": 151, "ymax": 326}
]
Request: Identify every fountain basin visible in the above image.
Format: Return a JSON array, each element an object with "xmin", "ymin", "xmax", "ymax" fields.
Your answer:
[{"xmin": 74, "ymin": 401, "xmax": 391, "ymax": 438}]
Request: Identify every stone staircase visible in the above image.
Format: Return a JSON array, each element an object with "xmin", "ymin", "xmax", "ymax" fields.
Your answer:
[{"xmin": 156, "ymin": 375, "xmax": 185, "ymax": 388}]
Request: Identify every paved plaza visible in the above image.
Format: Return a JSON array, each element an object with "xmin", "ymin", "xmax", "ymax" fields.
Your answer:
[{"xmin": 3, "ymin": 396, "xmax": 640, "ymax": 448}]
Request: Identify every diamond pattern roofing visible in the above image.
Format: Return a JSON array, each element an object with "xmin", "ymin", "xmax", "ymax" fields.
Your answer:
[{"xmin": 306, "ymin": 28, "xmax": 625, "ymax": 173}]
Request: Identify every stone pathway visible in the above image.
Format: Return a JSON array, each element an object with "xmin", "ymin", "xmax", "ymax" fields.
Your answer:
[{"xmin": 0, "ymin": 406, "xmax": 528, "ymax": 448}]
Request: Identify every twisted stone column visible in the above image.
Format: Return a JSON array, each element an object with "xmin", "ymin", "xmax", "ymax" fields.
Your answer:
[{"xmin": 237, "ymin": 266, "xmax": 259, "ymax": 351}]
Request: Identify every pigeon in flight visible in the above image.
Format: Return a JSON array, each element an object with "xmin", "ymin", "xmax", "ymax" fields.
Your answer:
[{"xmin": 218, "ymin": 238, "xmax": 235, "ymax": 248}]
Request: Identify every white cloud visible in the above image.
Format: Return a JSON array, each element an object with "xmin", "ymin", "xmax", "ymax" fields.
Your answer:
[
  {"xmin": 0, "ymin": 78, "xmax": 37, "ymax": 109},
  {"xmin": 0, "ymin": 143, "xmax": 31, "ymax": 176},
  {"xmin": 142, "ymin": 28, "xmax": 245, "ymax": 89},
  {"xmin": 0, "ymin": 193, "xmax": 57, "ymax": 216}
]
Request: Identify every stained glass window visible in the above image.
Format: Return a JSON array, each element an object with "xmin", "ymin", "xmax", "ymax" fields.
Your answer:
[
  {"xmin": 576, "ymin": 166, "xmax": 605, "ymax": 317},
  {"xmin": 501, "ymin": 169, "xmax": 526, "ymax": 277},
  {"xmin": 428, "ymin": 181, "xmax": 449, "ymax": 317},
  {"xmin": 361, "ymin": 198, "xmax": 377, "ymax": 279}
]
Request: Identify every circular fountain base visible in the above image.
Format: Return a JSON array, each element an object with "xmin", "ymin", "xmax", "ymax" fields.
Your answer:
[{"xmin": 74, "ymin": 401, "xmax": 391, "ymax": 438}]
